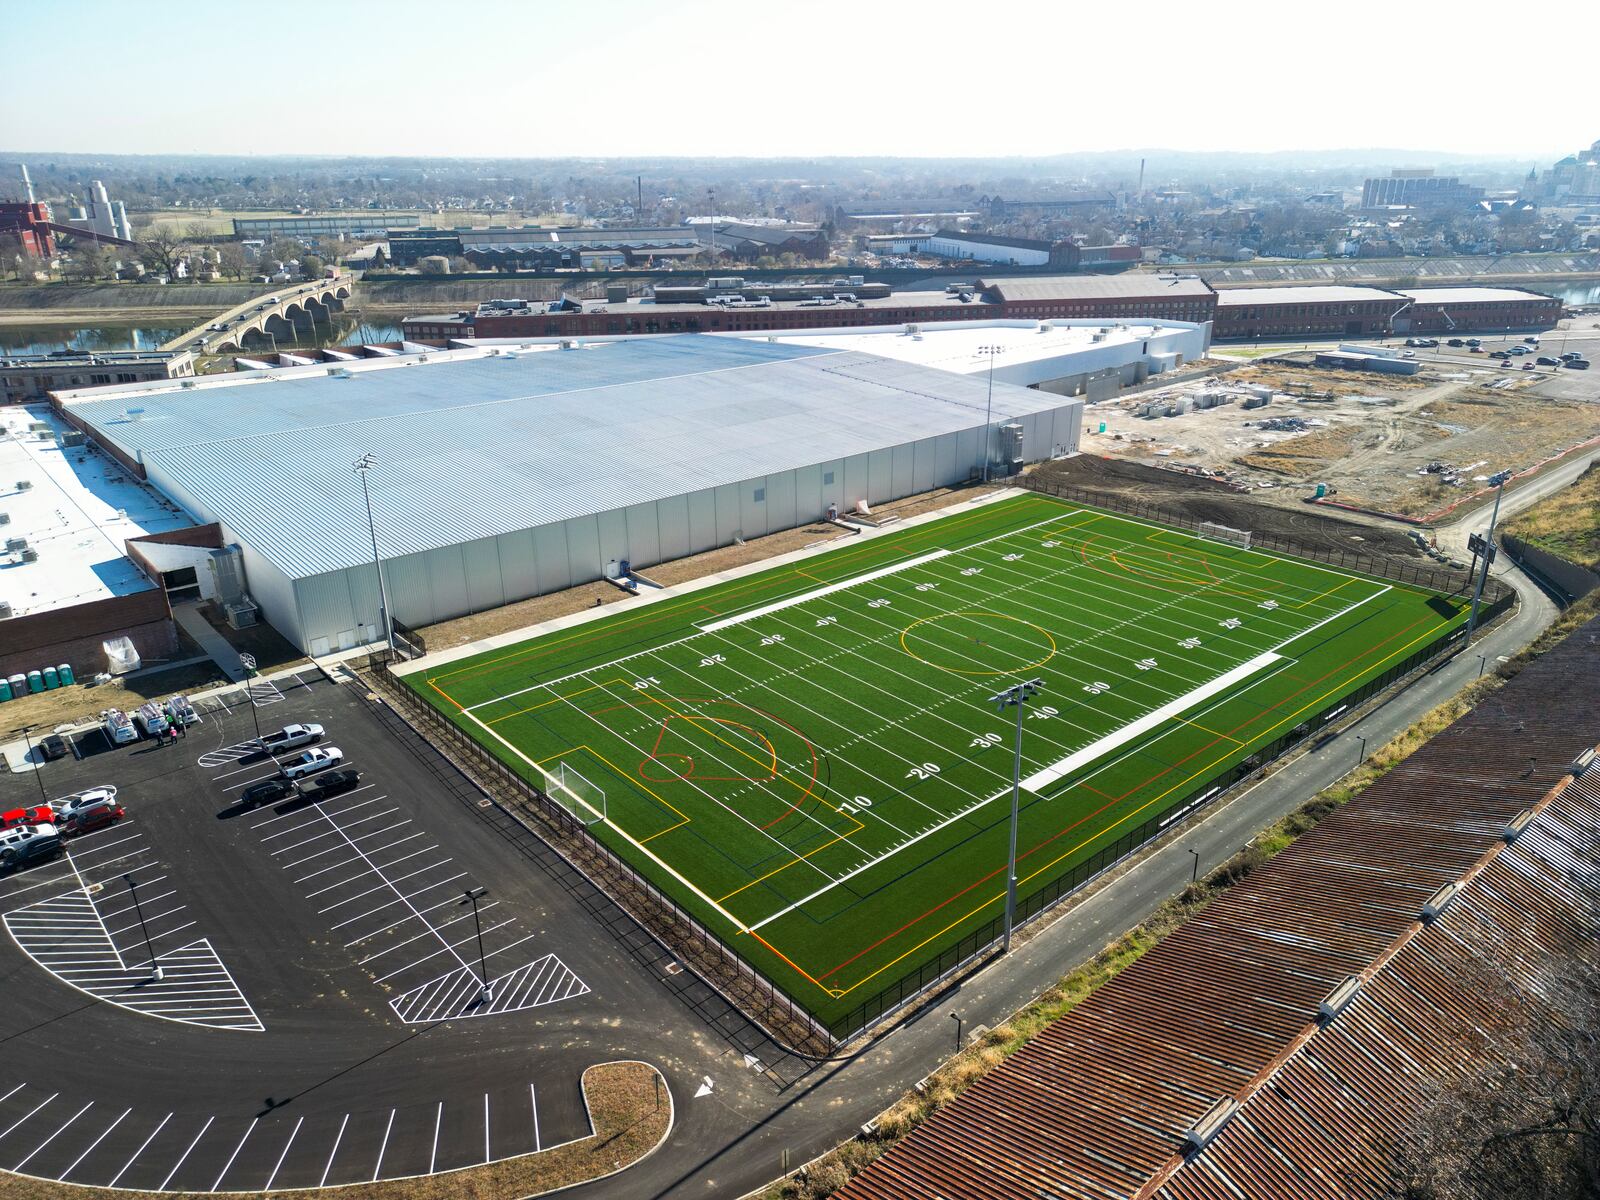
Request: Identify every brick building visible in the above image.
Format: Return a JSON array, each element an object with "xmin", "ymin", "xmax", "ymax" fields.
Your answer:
[
  {"xmin": 1212, "ymin": 286, "xmax": 1407, "ymax": 339},
  {"xmin": 0, "ymin": 201, "xmax": 56, "ymax": 258},
  {"xmin": 1394, "ymin": 287, "xmax": 1564, "ymax": 334},
  {"xmin": 1, "ymin": 349, "xmax": 196, "ymax": 405}
]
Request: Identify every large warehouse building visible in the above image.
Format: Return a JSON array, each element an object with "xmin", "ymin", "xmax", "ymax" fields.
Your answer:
[{"xmin": 54, "ymin": 336, "xmax": 1085, "ymax": 655}]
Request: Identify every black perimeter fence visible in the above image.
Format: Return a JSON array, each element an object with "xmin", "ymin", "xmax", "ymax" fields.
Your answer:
[{"xmin": 364, "ymin": 490, "xmax": 1514, "ymax": 1052}]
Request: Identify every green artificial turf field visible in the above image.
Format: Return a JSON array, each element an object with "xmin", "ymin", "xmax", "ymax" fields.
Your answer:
[{"xmin": 408, "ymin": 493, "xmax": 1470, "ymax": 1033}]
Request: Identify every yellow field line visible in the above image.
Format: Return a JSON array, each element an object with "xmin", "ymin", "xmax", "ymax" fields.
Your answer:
[
  {"xmin": 535, "ymin": 744, "xmax": 691, "ymax": 841},
  {"xmin": 818, "ymin": 614, "xmax": 1452, "ymax": 1000},
  {"xmin": 487, "ymin": 679, "xmax": 622, "ymax": 725},
  {"xmin": 717, "ymin": 825, "xmax": 864, "ymax": 904}
]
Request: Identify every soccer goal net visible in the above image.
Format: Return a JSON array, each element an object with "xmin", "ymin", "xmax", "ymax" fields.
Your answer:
[
  {"xmin": 549, "ymin": 761, "xmax": 607, "ymax": 826},
  {"xmin": 1198, "ymin": 521, "xmax": 1252, "ymax": 550}
]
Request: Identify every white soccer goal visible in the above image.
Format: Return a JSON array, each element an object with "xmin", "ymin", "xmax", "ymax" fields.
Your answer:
[
  {"xmin": 549, "ymin": 761, "xmax": 607, "ymax": 826},
  {"xmin": 1198, "ymin": 521, "xmax": 1253, "ymax": 550}
]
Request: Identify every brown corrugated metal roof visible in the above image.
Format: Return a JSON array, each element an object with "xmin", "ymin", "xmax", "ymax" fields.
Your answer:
[{"xmin": 837, "ymin": 615, "xmax": 1600, "ymax": 1200}]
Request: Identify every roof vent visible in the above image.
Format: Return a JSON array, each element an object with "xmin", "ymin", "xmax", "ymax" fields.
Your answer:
[
  {"xmin": 15, "ymin": 480, "xmax": 31, "ymax": 491},
  {"xmin": 904, "ymin": 324, "xmax": 920, "ymax": 335},
  {"xmin": 1318, "ymin": 974, "xmax": 1361, "ymax": 1022},
  {"xmin": 1185, "ymin": 1098, "xmax": 1241, "ymax": 1152},
  {"xmin": 180, "ymin": 379, "xmax": 196, "ymax": 389},
  {"xmin": 1421, "ymin": 881, "xmax": 1462, "ymax": 921},
  {"xmin": 327, "ymin": 367, "xmax": 352, "ymax": 378},
  {"xmin": 1502, "ymin": 808, "xmax": 1536, "ymax": 841},
  {"xmin": 1570, "ymin": 747, "xmax": 1596, "ymax": 776}
]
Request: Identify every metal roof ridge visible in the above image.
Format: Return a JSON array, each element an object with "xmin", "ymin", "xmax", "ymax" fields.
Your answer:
[{"xmin": 1130, "ymin": 743, "xmax": 1600, "ymax": 1200}]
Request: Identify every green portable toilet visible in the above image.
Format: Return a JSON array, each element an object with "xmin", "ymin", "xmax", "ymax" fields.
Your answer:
[
  {"xmin": 27, "ymin": 670, "xmax": 44, "ymax": 694},
  {"xmin": 1098, "ymin": 421, "xmax": 1107, "ymax": 434},
  {"xmin": 58, "ymin": 663, "xmax": 76, "ymax": 686},
  {"xmin": 42, "ymin": 666, "xmax": 58, "ymax": 689},
  {"xmin": 1314, "ymin": 482, "xmax": 1327, "ymax": 498},
  {"xmin": 0, "ymin": 676, "xmax": 11, "ymax": 702}
]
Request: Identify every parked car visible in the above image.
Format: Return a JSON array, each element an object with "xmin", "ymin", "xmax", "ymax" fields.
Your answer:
[
  {"xmin": 1446, "ymin": 338, "xmax": 1464, "ymax": 347},
  {"xmin": 1416, "ymin": 337, "xmax": 1439, "ymax": 347},
  {"xmin": 1404, "ymin": 337, "xmax": 1420, "ymax": 346},
  {"xmin": 304, "ymin": 768, "xmax": 361, "ymax": 798},
  {"xmin": 1488, "ymin": 350, "xmax": 1510, "ymax": 359},
  {"xmin": 1523, "ymin": 335, "xmax": 1540, "ymax": 344},
  {"xmin": 49, "ymin": 785, "xmax": 118, "ymax": 822},
  {"xmin": 280, "ymin": 746, "xmax": 343, "ymax": 779},
  {"xmin": 1565, "ymin": 359, "xmax": 1591, "ymax": 370},
  {"xmin": 1, "ymin": 806, "xmax": 55, "ymax": 831},
  {"xmin": 1466, "ymin": 338, "xmax": 1482, "ymax": 347},
  {"xmin": 1522, "ymin": 362, "xmax": 1536, "ymax": 370},
  {"xmin": 1560, "ymin": 352, "xmax": 1582, "ymax": 362},
  {"xmin": 239, "ymin": 777, "xmax": 298, "ymax": 809},
  {"xmin": 0, "ymin": 825, "xmax": 63, "ymax": 873},
  {"xmin": 258, "ymin": 723, "xmax": 324, "ymax": 753},
  {"xmin": 60, "ymin": 797, "xmax": 124, "ymax": 836},
  {"xmin": 1537, "ymin": 356, "xmax": 1560, "ymax": 366},
  {"xmin": 38, "ymin": 733, "xmax": 69, "ymax": 761},
  {"xmin": 1470, "ymin": 345, "xmax": 1485, "ymax": 353}
]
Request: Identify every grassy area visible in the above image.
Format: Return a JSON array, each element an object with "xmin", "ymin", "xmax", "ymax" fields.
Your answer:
[
  {"xmin": 762, "ymin": 587, "xmax": 1600, "ymax": 1200},
  {"xmin": 410, "ymin": 494, "xmax": 1468, "ymax": 1032},
  {"xmin": 1503, "ymin": 462, "xmax": 1600, "ymax": 572},
  {"xmin": 0, "ymin": 1061, "xmax": 670, "ymax": 1200}
]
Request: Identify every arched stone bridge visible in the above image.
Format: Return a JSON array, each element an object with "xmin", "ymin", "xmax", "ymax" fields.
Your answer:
[{"xmin": 163, "ymin": 280, "xmax": 355, "ymax": 355}]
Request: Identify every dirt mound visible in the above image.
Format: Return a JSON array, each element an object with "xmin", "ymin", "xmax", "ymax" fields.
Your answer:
[{"xmin": 1030, "ymin": 455, "xmax": 1424, "ymax": 562}]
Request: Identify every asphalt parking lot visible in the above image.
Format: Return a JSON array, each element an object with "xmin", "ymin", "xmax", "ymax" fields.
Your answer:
[{"xmin": 0, "ymin": 673, "xmax": 759, "ymax": 1192}]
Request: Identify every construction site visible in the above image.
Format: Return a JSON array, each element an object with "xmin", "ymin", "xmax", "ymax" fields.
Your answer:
[{"xmin": 1079, "ymin": 352, "xmax": 1600, "ymax": 521}]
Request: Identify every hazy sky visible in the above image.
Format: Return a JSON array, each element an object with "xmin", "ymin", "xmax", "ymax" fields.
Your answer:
[{"xmin": 2, "ymin": 0, "xmax": 1593, "ymax": 160}]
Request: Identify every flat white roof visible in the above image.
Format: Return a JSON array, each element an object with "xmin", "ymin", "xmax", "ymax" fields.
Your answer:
[
  {"xmin": 1214, "ymin": 286, "xmax": 1404, "ymax": 306},
  {"xmin": 729, "ymin": 319, "xmax": 1189, "ymax": 374},
  {"xmin": 0, "ymin": 404, "xmax": 193, "ymax": 617},
  {"xmin": 1396, "ymin": 287, "xmax": 1555, "ymax": 303}
]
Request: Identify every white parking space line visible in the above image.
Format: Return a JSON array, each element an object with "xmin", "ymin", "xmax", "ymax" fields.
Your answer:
[
  {"xmin": 0, "ymin": 1093, "xmax": 57, "ymax": 1143},
  {"xmin": 212, "ymin": 1118, "xmax": 258, "ymax": 1191},
  {"xmin": 530, "ymin": 1084, "xmax": 540, "ymax": 1152},
  {"xmin": 319, "ymin": 1114, "xmax": 349, "ymax": 1188},
  {"xmin": 263, "ymin": 1116, "xmax": 303, "ymax": 1191},
  {"xmin": 371, "ymin": 1109, "xmax": 395, "ymax": 1182},
  {"xmin": 429, "ymin": 1103, "xmax": 442, "ymax": 1174},
  {"xmin": 14, "ymin": 1100, "xmax": 92, "ymax": 1171},
  {"xmin": 160, "ymin": 1116, "xmax": 213, "ymax": 1190},
  {"xmin": 0, "ymin": 1085, "xmax": 23, "ymax": 1105},
  {"xmin": 483, "ymin": 1093, "xmax": 490, "ymax": 1164},
  {"xmin": 109, "ymin": 1111, "xmax": 171, "ymax": 1187}
]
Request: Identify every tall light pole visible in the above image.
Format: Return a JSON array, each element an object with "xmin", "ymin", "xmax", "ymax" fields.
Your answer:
[
  {"xmin": 990, "ymin": 678, "xmax": 1043, "ymax": 953},
  {"xmin": 353, "ymin": 454, "xmax": 396, "ymax": 657},
  {"xmin": 1465, "ymin": 470, "xmax": 1513, "ymax": 645},
  {"xmin": 19, "ymin": 726, "xmax": 49, "ymax": 804},
  {"xmin": 976, "ymin": 343, "xmax": 1002, "ymax": 484},
  {"xmin": 462, "ymin": 887, "xmax": 492, "ymax": 1004},
  {"xmin": 124, "ymin": 874, "xmax": 163, "ymax": 982}
]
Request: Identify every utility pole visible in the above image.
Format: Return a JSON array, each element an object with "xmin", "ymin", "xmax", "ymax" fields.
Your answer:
[
  {"xmin": 976, "ymin": 343, "xmax": 1002, "ymax": 484},
  {"xmin": 1465, "ymin": 470, "xmax": 1512, "ymax": 645},
  {"xmin": 990, "ymin": 679, "xmax": 1043, "ymax": 953},
  {"xmin": 353, "ymin": 454, "xmax": 396, "ymax": 657}
]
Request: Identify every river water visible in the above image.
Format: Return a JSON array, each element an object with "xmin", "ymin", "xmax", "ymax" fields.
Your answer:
[{"xmin": 0, "ymin": 317, "xmax": 405, "ymax": 357}]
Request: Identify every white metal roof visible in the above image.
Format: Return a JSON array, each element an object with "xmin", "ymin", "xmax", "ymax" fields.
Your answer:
[
  {"xmin": 1214, "ymin": 286, "xmax": 1405, "ymax": 306},
  {"xmin": 0, "ymin": 404, "xmax": 193, "ymax": 617},
  {"xmin": 65, "ymin": 336, "xmax": 1080, "ymax": 582},
  {"xmin": 1395, "ymin": 287, "xmax": 1556, "ymax": 303}
]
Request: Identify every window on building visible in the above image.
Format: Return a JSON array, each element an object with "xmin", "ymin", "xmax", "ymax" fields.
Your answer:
[
  {"xmin": 823, "ymin": 471, "xmax": 835, "ymax": 485},
  {"xmin": 753, "ymin": 488, "xmax": 765, "ymax": 502}
]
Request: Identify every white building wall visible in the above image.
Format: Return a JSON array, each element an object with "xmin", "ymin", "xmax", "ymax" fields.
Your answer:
[{"xmin": 925, "ymin": 235, "xmax": 1051, "ymax": 266}]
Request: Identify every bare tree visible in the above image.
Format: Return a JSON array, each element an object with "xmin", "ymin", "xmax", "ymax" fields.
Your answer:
[
  {"xmin": 137, "ymin": 227, "xmax": 186, "ymax": 280},
  {"xmin": 65, "ymin": 242, "xmax": 108, "ymax": 282},
  {"xmin": 1389, "ymin": 947, "xmax": 1600, "ymax": 1200},
  {"xmin": 217, "ymin": 243, "xmax": 248, "ymax": 280}
]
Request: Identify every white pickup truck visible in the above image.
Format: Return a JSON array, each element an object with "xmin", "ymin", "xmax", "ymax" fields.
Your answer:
[{"xmin": 257, "ymin": 723, "xmax": 325, "ymax": 753}]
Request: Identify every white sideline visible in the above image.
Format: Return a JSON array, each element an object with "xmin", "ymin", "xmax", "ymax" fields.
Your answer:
[
  {"xmin": 696, "ymin": 550, "xmax": 950, "ymax": 633},
  {"xmin": 1021, "ymin": 650, "xmax": 1283, "ymax": 793}
]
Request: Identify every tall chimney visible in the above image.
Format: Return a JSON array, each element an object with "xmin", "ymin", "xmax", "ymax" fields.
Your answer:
[
  {"xmin": 637, "ymin": 175, "xmax": 643, "ymax": 216},
  {"xmin": 19, "ymin": 164, "xmax": 35, "ymax": 204},
  {"xmin": 1138, "ymin": 158, "xmax": 1146, "ymax": 198}
]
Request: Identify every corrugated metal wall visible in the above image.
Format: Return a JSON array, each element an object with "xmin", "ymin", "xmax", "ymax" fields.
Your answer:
[{"xmin": 282, "ymin": 400, "xmax": 1082, "ymax": 650}]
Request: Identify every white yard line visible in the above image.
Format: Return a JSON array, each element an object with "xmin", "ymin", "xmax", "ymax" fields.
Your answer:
[
  {"xmin": 697, "ymin": 550, "xmax": 950, "ymax": 632},
  {"xmin": 1021, "ymin": 651, "xmax": 1284, "ymax": 792}
]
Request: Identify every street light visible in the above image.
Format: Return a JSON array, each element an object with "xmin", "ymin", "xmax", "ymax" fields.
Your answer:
[
  {"xmin": 1188, "ymin": 847, "xmax": 1200, "ymax": 882},
  {"xmin": 19, "ymin": 726, "xmax": 49, "ymax": 804},
  {"xmin": 353, "ymin": 454, "xmax": 397, "ymax": 658},
  {"xmin": 124, "ymin": 873, "xmax": 163, "ymax": 982},
  {"xmin": 1356, "ymin": 734, "xmax": 1368, "ymax": 764},
  {"xmin": 462, "ymin": 886, "xmax": 492, "ymax": 1004},
  {"xmin": 950, "ymin": 1011, "xmax": 963, "ymax": 1051},
  {"xmin": 976, "ymin": 344, "xmax": 1003, "ymax": 484},
  {"xmin": 990, "ymin": 678, "xmax": 1043, "ymax": 953},
  {"xmin": 1465, "ymin": 470, "xmax": 1514, "ymax": 645}
]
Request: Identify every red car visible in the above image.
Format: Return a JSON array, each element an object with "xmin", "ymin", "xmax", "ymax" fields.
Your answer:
[
  {"xmin": 59, "ymin": 797, "xmax": 124, "ymax": 837},
  {"xmin": 1, "ymin": 806, "xmax": 55, "ymax": 831}
]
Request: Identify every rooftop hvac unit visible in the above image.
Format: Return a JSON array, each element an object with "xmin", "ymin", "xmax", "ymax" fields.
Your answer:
[
  {"xmin": 0, "ymin": 600, "xmax": 11, "ymax": 619},
  {"xmin": 19, "ymin": 547, "xmax": 37, "ymax": 563},
  {"xmin": 16, "ymin": 479, "xmax": 31, "ymax": 491},
  {"xmin": 5, "ymin": 536, "xmax": 27, "ymax": 552},
  {"xmin": 1318, "ymin": 975, "xmax": 1361, "ymax": 1022},
  {"xmin": 180, "ymin": 379, "xmax": 196, "ymax": 389},
  {"xmin": 904, "ymin": 324, "xmax": 920, "ymax": 335},
  {"xmin": 1421, "ymin": 880, "xmax": 1461, "ymax": 921},
  {"xmin": 225, "ymin": 600, "xmax": 259, "ymax": 630},
  {"xmin": 208, "ymin": 545, "xmax": 248, "ymax": 607},
  {"xmin": 998, "ymin": 422, "xmax": 1025, "ymax": 464},
  {"xmin": 1185, "ymin": 1098, "xmax": 1242, "ymax": 1152},
  {"xmin": 0, "ymin": 511, "xmax": 8, "ymax": 524},
  {"xmin": 1037, "ymin": 321, "xmax": 1053, "ymax": 332},
  {"xmin": 1501, "ymin": 809, "xmax": 1536, "ymax": 842},
  {"xmin": 61, "ymin": 429, "xmax": 86, "ymax": 447}
]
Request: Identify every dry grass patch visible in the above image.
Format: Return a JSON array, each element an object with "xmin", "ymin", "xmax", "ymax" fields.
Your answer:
[{"xmin": 1504, "ymin": 462, "xmax": 1600, "ymax": 572}]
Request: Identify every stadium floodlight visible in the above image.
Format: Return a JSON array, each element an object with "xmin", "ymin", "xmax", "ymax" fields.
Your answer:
[
  {"xmin": 976, "ymin": 344, "xmax": 1003, "ymax": 484},
  {"xmin": 1465, "ymin": 469, "xmax": 1513, "ymax": 645},
  {"xmin": 352, "ymin": 453, "xmax": 397, "ymax": 658},
  {"xmin": 990, "ymin": 678, "xmax": 1044, "ymax": 954}
]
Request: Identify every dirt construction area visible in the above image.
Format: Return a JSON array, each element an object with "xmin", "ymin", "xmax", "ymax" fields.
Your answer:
[{"xmin": 1083, "ymin": 357, "xmax": 1600, "ymax": 520}]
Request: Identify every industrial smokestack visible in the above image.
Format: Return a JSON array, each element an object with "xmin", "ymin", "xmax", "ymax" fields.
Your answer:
[
  {"xmin": 1138, "ymin": 158, "xmax": 1146, "ymax": 198},
  {"xmin": 19, "ymin": 164, "xmax": 34, "ymax": 204},
  {"xmin": 637, "ymin": 175, "xmax": 643, "ymax": 216}
]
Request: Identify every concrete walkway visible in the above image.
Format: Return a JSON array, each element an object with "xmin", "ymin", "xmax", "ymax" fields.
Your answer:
[{"xmin": 171, "ymin": 603, "xmax": 248, "ymax": 682}]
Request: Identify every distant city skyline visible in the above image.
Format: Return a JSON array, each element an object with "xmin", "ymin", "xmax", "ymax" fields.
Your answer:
[{"xmin": 0, "ymin": 0, "xmax": 1593, "ymax": 161}]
